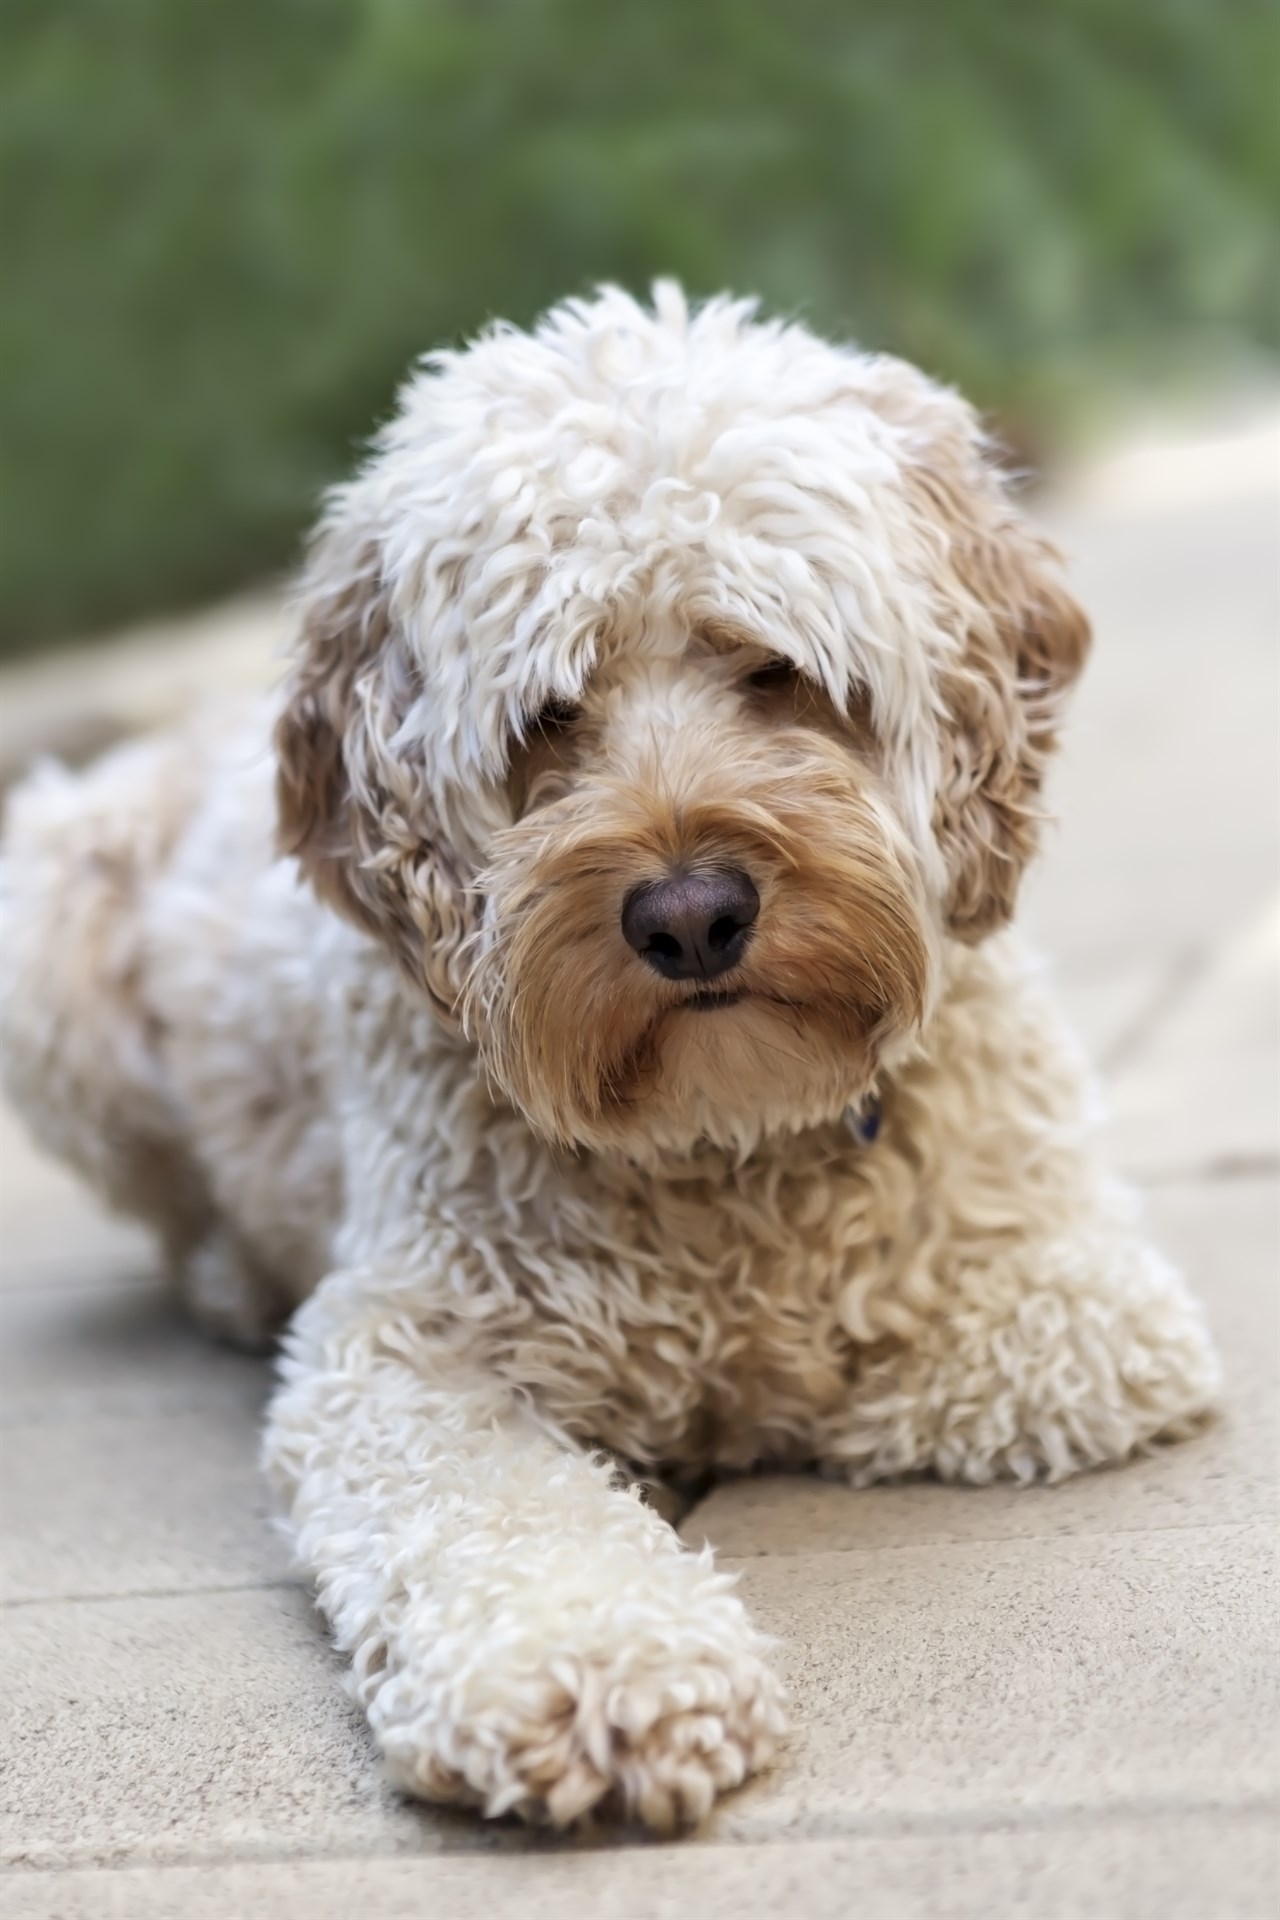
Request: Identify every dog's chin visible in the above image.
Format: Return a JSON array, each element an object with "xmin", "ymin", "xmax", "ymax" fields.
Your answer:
[
  {"xmin": 513, "ymin": 991, "xmax": 890, "ymax": 1160},
  {"xmin": 636, "ymin": 994, "xmax": 881, "ymax": 1152}
]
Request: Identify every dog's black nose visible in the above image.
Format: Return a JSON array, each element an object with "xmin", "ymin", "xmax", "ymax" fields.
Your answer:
[{"xmin": 621, "ymin": 868, "xmax": 760, "ymax": 982}]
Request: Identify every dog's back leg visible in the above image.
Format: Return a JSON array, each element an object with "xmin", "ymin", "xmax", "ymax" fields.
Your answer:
[{"xmin": 0, "ymin": 736, "xmax": 214, "ymax": 1280}]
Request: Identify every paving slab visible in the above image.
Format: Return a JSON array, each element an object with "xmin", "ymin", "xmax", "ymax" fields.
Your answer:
[
  {"xmin": 0, "ymin": 1283, "xmax": 267, "ymax": 1427},
  {"xmin": 0, "ymin": 1105, "xmax": 155, "ymax": 1292},
  {"xmin": 1028, "ymin": 415, "xmax": 1280, "ymax": 976},
  {"xmin": 1, "ymin": 1408, "xmax": 287, "ymax": 1604},
  {"xmin": 4, "ymin": 1524, "xmax": 1271, "ymax": 1873},
  {"xmin": 0, "ymin": 1586, "xmax": 512, "ymax": 1871},
  {"xmin": 0, "ymin": 595, "xmax": 282, "ymax": 793},
  {"xmin": 1052, "ymin": 955, "xmax": 1174, "ymax": 1072},
  {"xmin": 1106, "ymin": 903, "xmax": 1280, "ymax": 1183},
  {"xmin": 4, "ymin": 1814, "xmax": 1277, "ymax": 1920},
  {"xmin": 713, "ymin": 1523, "xmax": 1277, "ymax": 1842}
]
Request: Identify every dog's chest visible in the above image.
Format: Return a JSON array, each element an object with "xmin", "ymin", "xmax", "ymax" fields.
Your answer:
[{"xmin": 476, "ymin": 1132, "xmax": 905, "ymax": 1470}]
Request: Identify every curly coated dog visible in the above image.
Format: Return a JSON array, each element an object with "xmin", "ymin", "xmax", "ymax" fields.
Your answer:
[{"xmin": 0, "ymin": 285, "xmax": 1219, "ymax": 1829}]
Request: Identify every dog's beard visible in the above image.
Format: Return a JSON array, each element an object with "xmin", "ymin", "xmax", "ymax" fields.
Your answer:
[{"xmin": 464, "ymin": 751, "xmax": 933, "ymax": 1155}]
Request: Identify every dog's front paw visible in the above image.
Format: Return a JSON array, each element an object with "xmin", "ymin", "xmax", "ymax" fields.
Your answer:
[
  {"xmin": 830, "ymin": 1232, "xmax": 1223, "ymax": 1487},
  {"xmin": 369, "ymin": 1599, "xmax": 787, "ymax": 1830}
]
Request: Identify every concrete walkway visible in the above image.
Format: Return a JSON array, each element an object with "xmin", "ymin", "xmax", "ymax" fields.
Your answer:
[{"xmin": 2, "ymin": 409, "xmax": 1277, "ymax": 1918}]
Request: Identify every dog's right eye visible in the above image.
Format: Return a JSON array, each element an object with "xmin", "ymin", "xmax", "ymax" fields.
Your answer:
[
  {"xmin": 531, "ymin": 695, "xmax": 580, "ymax": 735},
  {"xmin": 747, "ymin": 656, "xmax": 800, "ymax": 692}
]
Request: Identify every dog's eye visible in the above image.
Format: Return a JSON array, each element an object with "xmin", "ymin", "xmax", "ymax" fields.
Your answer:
[
  {"xmin": 747, "ymin": 656, "xmax": 800, "ymax": 691},
  {"xmin": 530, "ymin": 695, "xmax": 580, "ymax": 735}
]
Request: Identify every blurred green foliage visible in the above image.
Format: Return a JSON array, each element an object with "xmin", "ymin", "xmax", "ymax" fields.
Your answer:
[{"xmin": 1, "ymin": 0, "xmax": 1276, "ymax": 651}]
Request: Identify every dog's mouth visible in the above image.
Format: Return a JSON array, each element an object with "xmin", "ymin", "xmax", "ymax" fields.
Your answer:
[{"xmin": 679, "ymin": 989, "xmax": 818, "ymax": 1016}]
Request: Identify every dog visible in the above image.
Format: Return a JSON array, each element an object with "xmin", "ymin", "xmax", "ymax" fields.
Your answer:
[{"xmin": 0, "ymin": 284, "xmax": 1220, "ymax": 1831}]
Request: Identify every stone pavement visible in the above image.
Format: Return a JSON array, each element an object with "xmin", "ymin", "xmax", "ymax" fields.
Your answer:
[{"xmin": 2, "ymin": 407, "xmax": 1277, "ymax": 1918}]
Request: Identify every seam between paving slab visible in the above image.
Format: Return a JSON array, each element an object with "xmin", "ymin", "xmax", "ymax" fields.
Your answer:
[
  {"xmin": 0, "ymin": 1576, "xmax": 304, "ymax": 1610},
  {"xmin": 684, "ymin": 1514, "xmax": 1277, "ymax": 1558},
  {"xmin": 0, "ymin": 1405, "xmax": 270, "ymax": 1431},
  {"xmin": 1135, "ymin": 1155, "xmax": 1280, "ymax": 1186},
  {"xmin": 3, "ymin": 1795, "xmax": 1276, "ymax": 1877},
  {"xmin": 1099, "ymin": 944, "xmax": 1212, "ymax": 1077},
  {"xmin": 0, "ymin": 1264, "xmax": 164, "ymax": 1296},
  {"xmin": 2, "ymin": 1517, "xmax": 1270, "ymax": 1607}
]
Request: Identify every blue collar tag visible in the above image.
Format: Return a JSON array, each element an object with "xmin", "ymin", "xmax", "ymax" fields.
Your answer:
[{"xmin": 845, "ymin": 1098, "xmax": 882, "ymax": 1146}]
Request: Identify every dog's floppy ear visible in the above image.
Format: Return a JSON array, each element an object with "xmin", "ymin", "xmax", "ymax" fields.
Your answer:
[
  {"xmin": 911, "ymin": 446, "xmax": 1091, "ymax": 941},
  {"xmin": 274, "ymin": 518, "xmax": 479, "ymax": 1023}
]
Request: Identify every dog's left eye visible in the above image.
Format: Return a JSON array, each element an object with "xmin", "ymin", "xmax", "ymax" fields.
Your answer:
[
  {"xmin": 747, "ymin": 656, "xmax": 800, "ymax": 691},
  {"xmin": 530, "ymin": 695, "xmax": 580, "ymax": 735}
]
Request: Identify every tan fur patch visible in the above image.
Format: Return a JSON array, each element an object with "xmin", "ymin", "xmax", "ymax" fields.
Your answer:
[
  {"xmin": 472, "ymin": 703, "xmax": 930, "ymax": 1151},
  {"xmin": 274, "ymin": 531, "xmax": 481, "ymax": 1023},
  {"xmin": 909, "ymin": 451, "xmax": 1091, "ymax": 939}
]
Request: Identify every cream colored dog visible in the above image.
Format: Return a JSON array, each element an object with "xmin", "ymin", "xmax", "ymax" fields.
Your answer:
[{"xmin": 0, "ymin": 285, "xmax": 1219, "ymax": 1831}]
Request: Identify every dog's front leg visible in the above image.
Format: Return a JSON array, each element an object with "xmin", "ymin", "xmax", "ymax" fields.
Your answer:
[
  {"xmin": 818, "ymin": 1188, "xmax": 1221, "ymax": 1488},
  {"xmin": 264, "ymin": 1261, "xmax": 785, "ymax": 1829}
]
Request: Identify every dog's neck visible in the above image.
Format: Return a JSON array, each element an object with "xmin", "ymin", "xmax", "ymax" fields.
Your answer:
[{"xmin": 584, "ymin": 1083, "xmax": 889, "ymax": 1182}]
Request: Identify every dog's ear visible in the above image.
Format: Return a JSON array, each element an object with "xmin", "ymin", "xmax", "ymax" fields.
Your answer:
[
  {"xmin": 910, "ymin": 446, "xmax": 1091, "ymax": 941},
  {"xmin": 274, "ymin": 521, "xmax": 479, "ymax": 1023}
]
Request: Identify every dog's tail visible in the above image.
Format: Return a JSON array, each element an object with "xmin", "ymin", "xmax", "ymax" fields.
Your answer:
[{"xmin": 0, "ymin": 735, "xmax": 210, "ymax": 1264}]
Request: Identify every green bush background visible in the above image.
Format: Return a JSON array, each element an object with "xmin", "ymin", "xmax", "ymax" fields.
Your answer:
[{"xmin": 2, "ymin": 0, "xmax": 1276, "ymax": 653}]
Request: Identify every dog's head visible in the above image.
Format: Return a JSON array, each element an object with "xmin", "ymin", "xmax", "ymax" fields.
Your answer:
[{"xmin": 277, "ymin": 286, "xmax": 1089, "ymax": 1153}]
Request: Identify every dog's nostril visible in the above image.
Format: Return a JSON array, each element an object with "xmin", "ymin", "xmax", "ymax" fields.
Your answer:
[
  {"xmin": 708, "ymin": 913, "xmax": 745, "ymax": 953},
  {"xmin": 621, "ymin": 868, "xmax": 760, "ymax": 983},
  {"xmin": 645, "ymin": 931, "xmax": 684, "ymax": 964}
]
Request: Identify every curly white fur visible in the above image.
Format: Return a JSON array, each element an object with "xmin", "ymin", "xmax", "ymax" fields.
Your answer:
[{"xmin": 0, "ymin": 285, "xmax": 1220, "ymax": 1830}]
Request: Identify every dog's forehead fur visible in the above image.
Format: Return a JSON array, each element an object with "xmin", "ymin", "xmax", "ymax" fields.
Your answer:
[{"xmin": 350, "ymin": 283, "xmax": 971, "ymax": 854}]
